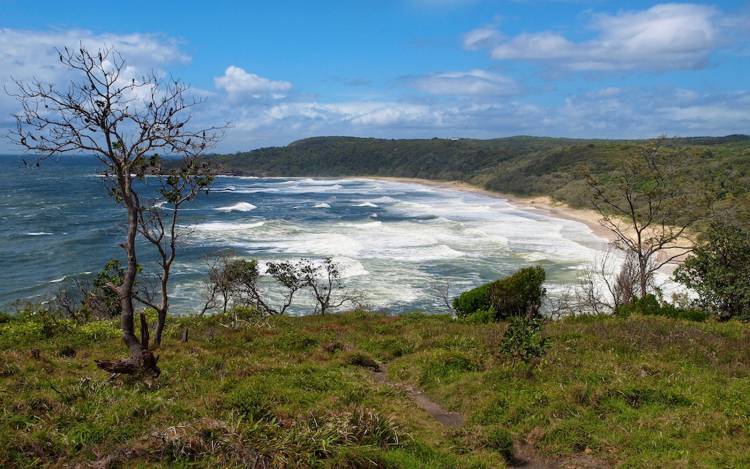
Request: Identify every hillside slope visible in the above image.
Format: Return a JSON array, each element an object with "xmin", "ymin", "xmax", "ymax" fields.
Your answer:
[
  {"xmin": 210, "ymin": 135, "xmax": 750, "ymax": 209},
  {"xmin": 1, "ymin": 311, "xmax": 749, "ymax": 467}
]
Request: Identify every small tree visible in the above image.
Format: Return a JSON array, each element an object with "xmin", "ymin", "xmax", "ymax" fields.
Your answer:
[
  {"xmin": 674, "ymin": 222, "xmax": 750, "ymax": 320},
  {"xmin": 135, "ymin": 158, "xmax": 213, "ymax": 347},
  {"xmin": 300, "ymin": 258, "xmax": 354, "ymax": 315},
  {"xmin": 585, "ymin": 140, "xmax": 713, "ymax": 299},
  {"xmin": 10, "ymin": 45, "xmax": 222, "ymax": 375}
]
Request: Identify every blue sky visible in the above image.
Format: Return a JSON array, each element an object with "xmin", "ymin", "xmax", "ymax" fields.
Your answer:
[{"xmin": 1, "ymin": 0, "xmax": 749, "ymax": 151}]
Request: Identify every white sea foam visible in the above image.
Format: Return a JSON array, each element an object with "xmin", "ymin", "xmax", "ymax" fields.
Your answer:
[
  {"xmin": 216, "ymin": 202, "xmax": 257, "ymax": 212},
  {"xmin": 190, "ymin": 221, "xmax": 265, "ymax": 232},
  {"xmin": 50, "ymin": 276, "xmax": 66, "ymax": 283},
  {"xmin": 163, "ymin": 176, "xmax": 681, "ymax": 312},
  {"xmin": 26, "ymin": 232, "xmax": 52, "ymax": 236}
]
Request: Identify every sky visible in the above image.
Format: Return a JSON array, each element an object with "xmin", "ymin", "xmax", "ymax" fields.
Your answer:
[{"xmin": 0, "ymin": 0, "xmax": 748, "ymax": 152}]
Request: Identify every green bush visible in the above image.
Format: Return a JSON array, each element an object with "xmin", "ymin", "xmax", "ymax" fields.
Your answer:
[
  {"xmin": 453, "ymin": 267, "xmax": 547, "ymax": 321},
  {"xmin": 452, "ymin": 282, "xmax": 493, "ymax": 318},
  {"xmin": 485, "ymin": 427, "xmax": 514, "ymax": 461},
  {"xmin": 0, "ymin": 312, "xmax": 12, "ymax": 324},
  {"xmin": 500, "ymin": 315, "xmax": 549, "ymax": 366},
  {"xmin": 674, "ymin": 222, "xmax": 750, "ymax": 320},
  {"xmin": 490, "ymin": 267, "xmax": 546, "ymax": 319},
  {"xmin": 616, "ymin": 294, "xmax": 708, "ymax": 322},
  {"xmin": 464, "ymin": 307, "xmax": 496, "ymax": 324}
]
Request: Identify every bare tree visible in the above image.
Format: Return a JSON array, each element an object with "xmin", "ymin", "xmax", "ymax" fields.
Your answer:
[
  {"xmin": 9, "ymin": 45, "xmax": 222, "ymax": 376},
  {"xmin": 584, "ymin": 140, "xmax": 712, "ymax": 299},
  {"xmin": 575, "ymin": 247, "xmax": 642, "ymax": 315},
  {"xmin": 430, "ymin": 279, "xmax": 455, "ymax": 313},
  {"xmin": 301, "ymin": 258, "xmax": 354, "ymax": 315}
]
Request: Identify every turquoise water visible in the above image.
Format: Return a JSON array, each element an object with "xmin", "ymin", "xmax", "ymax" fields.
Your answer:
[{"xmin": 0, "ymin": 155, "xmax": 610, "ymax": 313}]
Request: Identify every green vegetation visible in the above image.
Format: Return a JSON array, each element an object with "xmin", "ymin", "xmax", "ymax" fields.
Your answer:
[
  {"xmin": 674, "ymin": 222, "xmax": 750, "ymax": 321},
  {"xmin": 453, "ymin": 267, "xmax": 546, "ymax": 321},
  {"xmin": 2, "ymin": 310, "xmax": 749, "ymax": 467},
  {"xmin": 209, "ymin": 135, "xmax": 750, "ymax": 218}
]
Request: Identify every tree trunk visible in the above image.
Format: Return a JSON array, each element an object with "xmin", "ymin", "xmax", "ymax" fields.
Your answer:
[{"xmin": 120, "ymin": 182, "xmax": 144, "ymax": 362}]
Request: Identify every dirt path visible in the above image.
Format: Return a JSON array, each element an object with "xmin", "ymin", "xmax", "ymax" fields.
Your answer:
[
  {"xmin": 370, "ymin": 367, "xmax": 464, "ymax": 428},
  {"xmin": 369, "ymin": 365, "xmax": 576, "ymax": 468}
]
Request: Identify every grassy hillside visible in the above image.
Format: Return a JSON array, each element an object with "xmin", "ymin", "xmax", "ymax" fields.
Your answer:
[
  {"xmin": 209, "ymin": 135, "xmax": 750, "ymax": 209},
  {"xmin": 2, "ymin": 311, "xmax": 749, "ymax": 467}
]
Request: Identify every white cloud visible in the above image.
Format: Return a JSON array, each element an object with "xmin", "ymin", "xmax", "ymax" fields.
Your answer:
[
  {"xmin": 411, "ymin": 69, "xmax": 520, "ymax": 96},
  {"xmin": 467, "ymin": 3, "xmax": 736, "ymax": 71},
  {"xmin": 0, "ymin": 28, "xmax": 190, "ymax": 127},
  {"xmin": 214, "ymin": 66, "xmax": 292, "ymax": 100},
  {"xmin": 463, "ymin": 26, "xmax": 502, "ymax": 50}
]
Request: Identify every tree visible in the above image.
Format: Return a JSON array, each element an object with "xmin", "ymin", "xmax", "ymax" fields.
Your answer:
[
  {"xmin": 585, "ymin": 140, "xmax": 712, "ymax": 299},
  {"xmin": 300, "ymin": 258, "xmax": 354, "ymax": 315},
  {"xmin": 10, "ymin": 46, "xmax": 222, "ymax": 375},
  {"xmin": 674, "ymin": 222, "xmax": 750, "ymax": 320},
  {"xmin": 135, "ymin": 159, "xmax": 212, "ymax": 347}
]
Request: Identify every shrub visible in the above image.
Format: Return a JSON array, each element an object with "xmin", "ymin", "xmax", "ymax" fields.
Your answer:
[
  {"xmin": 464, "ymin": 307, "xmax": 496, "ymax": 324},
  {"xmin": 616, "ymin": 294, "xmax": 708, "ymax": 322},
  {"xmin": 0, "ymin": 312, "xmax": 12, "ymax": 324},
  {"xmin": 674, "ymin": 222, "xmax": 750, "ymax": 320},
  {"xmin": 490, "ymin": 267, "xmax": 546, "ymax": 319},
  {"xmin": 452, "ymin": 266, "xmax": 547, "ymax": 320},
  {"xmin": 485, "ymin": 427, "xmax": 514, "ymax": 461},
  {"xmin": 500, "ymin": 315, "xmax": 548, "ymax": 366},
  {"xmin": 452, "ymin": 282, "xmax": 493, "ymax": 318}
]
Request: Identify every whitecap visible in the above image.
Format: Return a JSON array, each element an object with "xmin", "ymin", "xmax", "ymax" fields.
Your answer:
[
  {"xmin": 50, "ymin": 276, "xmax": 66, "ymax": 283},
  {"xmin": 355, "ymin": 202, "xmax": 378, "ymax": 208},
  {"xmin": 190, "ymin": 221, "xmax": 265, "ymax": 232},
  {"xmin": 216, "ymin": 202, "xmax": 256, "ymax": 213},
  {"xmin": 313, "ymin": 202, "xmax": 331, "ymax": 209},
  {"xmin": 26, "ymin": 232, "xmax": 52, "ymax": 236}
]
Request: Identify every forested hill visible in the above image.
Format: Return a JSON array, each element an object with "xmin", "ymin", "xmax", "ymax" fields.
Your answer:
[{"xmin": 208, "ymin": 135, "xmax": 750, "ymax": 209}]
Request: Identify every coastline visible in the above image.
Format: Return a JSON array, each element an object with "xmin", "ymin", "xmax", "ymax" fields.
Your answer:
[
  {"xmin": 362, "ymin": 176, "xmax": 689, "ymax": 275},
  {"xmin": 361, "ymin": 176, "xmax": 616, "ymax": 244}
]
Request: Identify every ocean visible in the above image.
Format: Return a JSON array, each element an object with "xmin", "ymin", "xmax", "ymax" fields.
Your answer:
[{"xmin": 0, "ymin": 154, "xmax": 613, "ymax": 314}]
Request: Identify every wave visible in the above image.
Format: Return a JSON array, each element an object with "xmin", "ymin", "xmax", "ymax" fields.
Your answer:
[
  {"xmin": 190, "ymin": 221, "xmax": 265, "ymax": 232},
  {"xmin": 26, "ymin": 232, "xmax": 52, "ymax": 236},
  {"xmin": 313, "ymin": 202, "xmax": 331, "ymax": 209},
  {"xmin": 355, "ymin": 201, "xmax": 378, "ymax": 208},
  {"xmin": 216, "ymin": 202, "xmax": 257, "ymax": 213}
]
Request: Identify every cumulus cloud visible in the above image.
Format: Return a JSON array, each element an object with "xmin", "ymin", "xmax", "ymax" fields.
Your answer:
[
  {"xmin": 0, "ymin": 28, "xmax": 190, "ymax": 128},
  {"xmin": 466, "ymin": 3, "xmax": 739, "ymax": 71},
  {"xmin": 411, "ymin": 70, "xmax": 520, "ymax": 96},
  {"xmin": 214, "ymin": 66, "xmax": 293, "ymax": 100}
]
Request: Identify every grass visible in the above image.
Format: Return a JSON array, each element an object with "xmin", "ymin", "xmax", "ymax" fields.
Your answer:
[{"xmin": 1, "ymin": 310, "xmax": 749, "ymax": 467}]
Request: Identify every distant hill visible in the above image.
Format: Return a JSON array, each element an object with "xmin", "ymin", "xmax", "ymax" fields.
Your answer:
[{"xmin": 207, "ymin": 135, "xmax": 750, "ymax": 210}]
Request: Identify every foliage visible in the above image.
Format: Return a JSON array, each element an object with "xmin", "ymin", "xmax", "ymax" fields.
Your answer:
[
  {"xmin": 674, "ymin": 222, "xmax": 750, "ymax": 320},
  {"xmin": 499, "ymin": 315, "xmax": 549, "ymax": 366},
  {"xmin": 489, "ymin": 266, "xmax": 546, "ymax": 319},
  {"xmin": 452, "ymin": 282, "xmax": 493, "ymax": 318},
  {"xmin": 84, "ymin": 259, "xmax": 125, "ymax": 319},
  {"xmin": 616, "ymin": 294, "xmax": 709, "ymax": 322},
  {"xmin": 485, "ymin": 427, "xmax": 514, "ymax": 461}
]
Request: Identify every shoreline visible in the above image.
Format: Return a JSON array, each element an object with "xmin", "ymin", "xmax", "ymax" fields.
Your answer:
[
  {"xmin": 360, "ymin": 176, "xmax": 616, "ymax": 244},
  {"xmin": 361, "ymin": 176, "xmax": 687, "ymax": 275}
]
